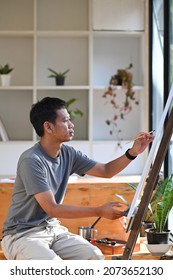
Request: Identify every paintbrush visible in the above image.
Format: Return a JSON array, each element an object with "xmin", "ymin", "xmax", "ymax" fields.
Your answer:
[
  {"xmin": 91, "ymin": 217, "xmax": 101, "ymax": 228},
  {"xmin": 126, "ymin": 130, "xmax": 155, "ymax": 144}
]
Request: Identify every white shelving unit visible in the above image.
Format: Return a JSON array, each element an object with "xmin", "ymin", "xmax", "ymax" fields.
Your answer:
[{"xmin": 0, "ymin": 0, "xmax": 149, "ymax": 175}]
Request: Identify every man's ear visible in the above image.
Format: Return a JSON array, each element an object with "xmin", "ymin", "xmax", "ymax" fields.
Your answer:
[{"xmin": 44, "ymin": 121, "xmax": 53, "ymax": 133}]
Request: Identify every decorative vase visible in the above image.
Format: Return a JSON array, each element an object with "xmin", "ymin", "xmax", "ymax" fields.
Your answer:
[{"xmin": 0, "ymin": 74, "xmax": 11, "ymax": 87}]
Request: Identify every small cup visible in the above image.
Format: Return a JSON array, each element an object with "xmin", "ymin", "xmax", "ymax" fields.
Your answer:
[{"xmin": 78, "ymin": 226, "xmax": 98, "ymax": 240}]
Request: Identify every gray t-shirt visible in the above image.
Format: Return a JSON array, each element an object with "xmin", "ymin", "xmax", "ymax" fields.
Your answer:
[{"xmin": 3, "ymin": 142, "xmax": 96, "ymax": 235}]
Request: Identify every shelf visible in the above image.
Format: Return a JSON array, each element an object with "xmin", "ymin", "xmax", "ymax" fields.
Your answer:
[
  {"xmin": 36, "ymin": 86, "xmax": 90, "ymax": 90},
  {"xmin": 93, "ymin": 31, "xmax": 144, "ymax": 37},
  {"xmin": 37, "ymin": 0, "xmax": 89, "ymax": 31},
  {"xmin": 93, "ymin": 0, "xmax": 145, "ymax": 31},
  {"xmin": 93, "ymin": 85, "xmax": 143, "ymax": 91},
  {"xmin": 0, "ymin": 0, "xmax": 34, "ymax": 31},
  {"xmin": 0, "ymin": 90, "xmax": 33, "ymax": 140},
  {"xmin": 0, "ymin": 31, "xmax": 90, "ymax": 38},
  {"xmin": 37, "ymin": 37, "xmax": 89, "ymax": 86},
  {"xmin": 0, "ymin": 37, "xmax": 33, "ymax": 86},
  {"xmin": 0, "ymin": 0, "xmax": 148, "ymax": 175},
  {"xmin": 0, "ymin": 86, "xmax": 34, "ymax": 90},
  {"xmin": 0, "ymin": 31, "xmax": 34, "ymax": 37},
  {"xmin": 36, "ymin": 31, "xmax": 90, "ymax": 37},
  {"xmin": 93, "ymin": 35, "xmax": 144, "ymax": 86}
]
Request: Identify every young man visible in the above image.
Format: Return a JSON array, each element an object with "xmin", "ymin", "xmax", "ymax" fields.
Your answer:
[{"xmin": 1, "ymin": 97, "xmax": 154, "ymax": 260}]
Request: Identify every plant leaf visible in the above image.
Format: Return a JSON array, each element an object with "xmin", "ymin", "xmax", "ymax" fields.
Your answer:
[
  {"xmin": 128, "ymin": 183, "xmax": 137, "ymax": 190},
  {"xmin": 66, "ymin": 98, "xmax": 77, "ymax": 108},
  {"xmin": 154, "ymin": 174, "xmax": 173, "ymax": 231}
]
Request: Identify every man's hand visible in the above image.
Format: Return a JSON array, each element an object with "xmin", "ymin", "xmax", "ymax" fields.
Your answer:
[
  {"xmin": 97, "ymin": 202, "xmax": 125, "ymax": 220},
  {"xmin": 129, "ymin": 131, "xmax": 154, "ymax": 156}
]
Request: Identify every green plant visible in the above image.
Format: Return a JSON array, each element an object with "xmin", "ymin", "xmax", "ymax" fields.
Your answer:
[
  {"xmin": 0, "ymin": 64, "xmax": 13, "ymax": 74},
  {"xmin": 48, "ymin": 68, "xmax": 70, "ymax": 78},
  {"xmin": 66, "ymin": 98, "xmax": 83, "ymax": 120},
  {"xmin": 115, "ymin": 171, "xmax": 164, "ymax": 223},
  {"xmin": 128, "ymin": 174, "xmax": 173, "ymax": 232},
  {"xmin": 153, "ymin": 174, "xmax": 173, "ymax": 232},
  {"xmin": 128, "ymin": 172, "xmax": 164, "ymax": 223}
]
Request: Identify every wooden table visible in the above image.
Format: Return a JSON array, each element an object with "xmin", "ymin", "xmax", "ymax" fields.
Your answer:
[{"xmin": 0, "ymin": 175, "xmax": 140, "ymax": 240}]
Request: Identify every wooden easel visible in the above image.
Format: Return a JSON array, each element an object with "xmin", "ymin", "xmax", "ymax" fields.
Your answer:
[{"xmin": 121, "ymin": 106, "xmax": 173, "ymax": 260}]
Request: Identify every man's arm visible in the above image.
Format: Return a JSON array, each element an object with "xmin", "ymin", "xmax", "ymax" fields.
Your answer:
[
  {"xmin": 86, "ymin": 131, "xmax": 154, "ymax": 178},
  {"xmin": 34, "ymin": 190, "xmax": 125, "ymax": 220}
]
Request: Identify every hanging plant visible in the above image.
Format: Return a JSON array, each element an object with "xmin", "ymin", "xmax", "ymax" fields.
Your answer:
[{"xmin": 102, "ymin": 63, "xmax": 139, "ymax": 147}]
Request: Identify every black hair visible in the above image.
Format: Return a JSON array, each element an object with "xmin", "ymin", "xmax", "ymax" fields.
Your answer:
[{"xmin": 30, "ymin": 97, "xmax": 66, "ymax": 137}]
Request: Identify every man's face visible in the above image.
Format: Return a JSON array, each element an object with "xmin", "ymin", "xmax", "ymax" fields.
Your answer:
[{"xmin": 48, "ymin": 108, "xmax": 74, "ymax": 142}]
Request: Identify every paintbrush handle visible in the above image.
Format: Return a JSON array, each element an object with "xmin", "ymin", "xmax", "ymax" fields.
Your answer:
[
  {"xmin": 126, "ymin": 130, "xmax": 155, "ymax": 144},
  {"xmin": 91, "ymin": 216, "xmax": 101, "ymax": 228}
]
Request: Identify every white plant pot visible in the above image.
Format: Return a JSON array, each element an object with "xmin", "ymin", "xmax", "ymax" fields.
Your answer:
[{"xmin": 0, "ymin": 74, "xmax": 11, "ymax": 87}]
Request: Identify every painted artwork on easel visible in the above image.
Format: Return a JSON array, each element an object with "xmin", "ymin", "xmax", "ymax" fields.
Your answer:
[
  {"xmin": 0, "ymin": 118, "xmax": 9, "ymax": 141},
  {"xmin": 127, "ymin": 84, "xmax": 173, "ymax": 224}
]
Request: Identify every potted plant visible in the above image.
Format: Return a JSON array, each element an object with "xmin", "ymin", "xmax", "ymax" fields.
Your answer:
[
  {"xmin": 102, "ymin": 63, "xmax": 139, "ymax": 148},
  {"xmin": 0, "ymin": 64, "xmax": 14, "ymax": 87},
  {"xmin": 48, "ymin": 68, "xmax": 70, "ymax": 85},
  {"xmin": 145, "ymin": 174, "xmax": 173, "ymax": 244},
  {"xmin": 116, "ymin": 174, "xmax": 173, "ymax": 256},
  {"xmin": 128, "ymin": 171, "xmax": 164, "ymax": 237},
  {"xmin": 116, "ymin": 171, "xmax": 166, "ymax": 237}
]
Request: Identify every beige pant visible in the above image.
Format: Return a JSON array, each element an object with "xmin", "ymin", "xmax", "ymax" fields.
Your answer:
[{"xmin": 1, "ymin": 221, "xmax": 104, "ymax": 260}]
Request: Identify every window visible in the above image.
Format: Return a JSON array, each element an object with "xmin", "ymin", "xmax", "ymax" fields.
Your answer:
[{"xmin": 150, "ymin": 0, "xmax": 173, "ymax": 230}]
